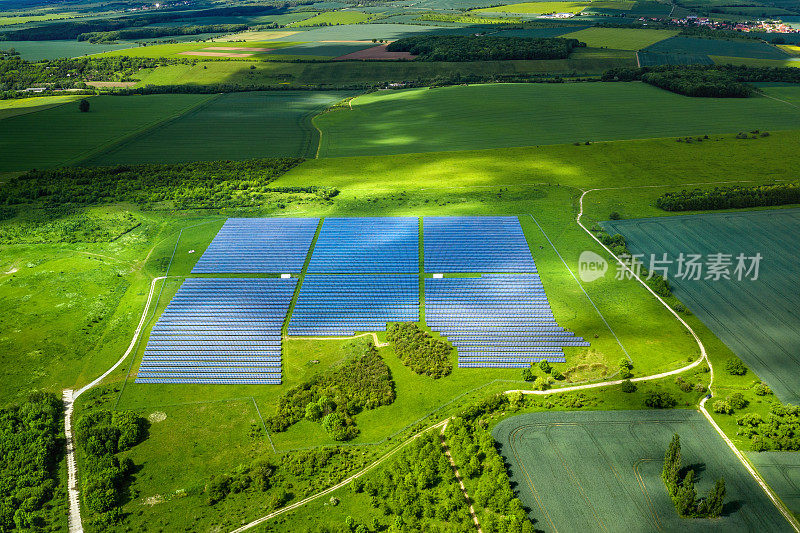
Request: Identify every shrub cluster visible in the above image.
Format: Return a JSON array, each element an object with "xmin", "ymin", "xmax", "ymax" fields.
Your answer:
[
  {"xmin": 656, "ymin": 182, "xmax": 800, "ymax": 212},
  {"xmin": 662, "ymin": 434, "xmax": 726, "ymax": 518},
  {"xmin": 386, "ymin": 35, "xmax": 584, "ymax": 61},
  {"xmin": 0, "ymin": 159, "xmax": 322, "ymax": 210},
  {"xmin": 387, "ymin": 322, "xmax": 453, "ymax": 379},
  {"xmin": 0, "ymin": 208, "xmax": 141, "ymax": 244},
  {"xmin": 737, "ymin": 401, "xmax": 800, "ymax": 451},
  {"xmin": 74, "ymin": 410, "xmax": 148, "ymax": 527},
  {"xmin": 265, "ymin": 342, "xmax": 395, "ymax": 440},
  {"xmin": 0, "ymin": 392, "xmax": 63, "ymax": 530}
]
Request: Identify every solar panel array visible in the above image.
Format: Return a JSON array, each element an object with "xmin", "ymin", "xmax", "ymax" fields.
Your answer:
[
  {"xmin": 424, "ymin": 216, "xmax": 537, "ymax": 273},
  {"xmin": 308, "ymin": 217, "xmax": 419, "ymax": 273},
  {"xmin": 192, "ymin": 217, "xmax": 319, "ymax": 273},
  {"xmin": 288, "ymin": 275, "xmax": 419, "ymax": 336},
  {"xmin": 425, "ymin": 274, "xmax": 588, "ymax": 368},
  {"xmin": 136, "ymin": 278, "xmax": 296, "ymax": 384}
]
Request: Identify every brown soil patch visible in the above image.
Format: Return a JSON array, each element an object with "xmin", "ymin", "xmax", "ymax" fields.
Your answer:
[
  {"xmin": 334, "ymin": 44, "xmax": 414, "ymax": 61},
  {"xmin": 85, "ymin": 81, "xmax": 137, "ymax": 88},
  {"xmin": 179, "ymin": 51, "xmax": 254, "ymax": 57},
  {"xmin": 204, "ymin": 46, "xmax": 274, "ymax": 52}
]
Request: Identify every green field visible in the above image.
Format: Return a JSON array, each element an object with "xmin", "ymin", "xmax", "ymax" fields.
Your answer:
[
  {"xmin": 85, "ymin": 91, "xmax": 356, "ymax": 165},
  {"xmin": 0, "ymin": 94, "xmax": 87, "ymax": 120},
  {"xmin": 93, "ymin": 39, "xmax": 302, "ymax": 59},
  {"xmin": 314, "ymin": 82, "xmax": 800, "ymax": 158},
  {"xmin": 604, "ymin": 209, "xmax": 800, "ymax": 405},
  {"xmin": 562, "ymin": 27, "xmax": 679, "ymax": 50},
  {"xmin": 748, "ymin": 452, "xmax": 800, "ymax": 515},
  {"xmin": 637, "ymin": 50, "xmax": 714, "ymax": 66},
  {"xmin": 493, "ymin": 410, "xmax": 794, "ymax": 532},
  {"xmin": 474, "ymin": 2, "xmax": 591, "ymax": 13},
  {"xmin": 0, "ymin": 39, "xmax": 136, "ymax": 60},
  {"xmin": 289, "ymin": 10, "xmax": 372, "ymax": 26},
  {"xmin": 647, "ymin": 36, "xmax": 790, "ymax": 60},
  {"xmin": 0, "ymin": 93, "xmax": 212, "ymax": 172}
]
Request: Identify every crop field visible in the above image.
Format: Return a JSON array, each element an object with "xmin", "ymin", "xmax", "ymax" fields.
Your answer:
[
  {"xmin": 604, "ymin": 210, "xmax": 800, "ymax": 404},
  {"xmin": 710, "ymin": 56, "xmax": 800, "ymax": 67},
  {"xmin": 314, "ymin": 82, "xmax": 800, "ymax": 158},
  {"xmin": 646, "ymin": 36, "xmax": 790, "ymax": 60},
  {"xmin": 289, "ymin": 10, "xmax": 372, "ymax": 26},
  {"xmin": 637, "ymin": 50, "xmax": 714, "ymax": 66},
  {"xmin": 747, "ymin": 452, "xmax": 800, "ymax": 514},
  {"xmin": 0, "ymin": 39, "xmax": 136, "ymax": 60},
  {"xmin": 494, "ymin": 410, "xmax": 793, "ymax": 531},
  {"xmin": 0, "ymin": 94, "xmax": 87, "ymax": 120},
  {"xmin": 0, "ymin": 93, "xmax": 213, "ymax": 172},
  {"xmin": 583, "ymin": 0, "xmax": 673, "ymax": 15},
  {"xmin": 562, "ymin": 27, "xmax": 679, "ymax": 50},
  {"xmin": 85, "ymin": 91, "xmax": 356, "ymax": 165},
  {"xmin": 474, "ymin": 2, "xmax": 591, "ymax": 14},
  {"xmin": 94, "ymin": 40, "xmax": 302, "ymax": 59}
]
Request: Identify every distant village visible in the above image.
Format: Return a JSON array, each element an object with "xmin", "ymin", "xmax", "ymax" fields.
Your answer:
[{"xmin": 642, "ymin": 15, "xmax": 800, "ymax": 34}]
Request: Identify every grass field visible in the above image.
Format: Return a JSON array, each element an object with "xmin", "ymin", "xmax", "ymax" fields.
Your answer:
[
  {"xmin": 562, "ymin": 27, "xmax": 679, "ymax": 50},
  {"xmin": 0, "ymin": 94, "xmax": 87, "ymax": 121},
  {"xmin": 0, "ymin": 93, "xmax": 213, "ymax": 172},
  {"xmin": 474, "ymin": 2, "xmax": 591, "ymax": 14},
  {"xmin": 604, "ymin": 209, "xmax": 800, "ymax": 405},
  {"xmin": 0, "ymin": 39, "xmax": 136, "ymax": 60},
  {"xmin": 289, "ymin": 10, "xmax": 372, "ymax": 26},
  {"xmin": 314, "ymin": 82, "xmax": 800, "ymax": 158},
  {"xmin": 493, "ymin": 410, "xmax": 794, "ymax": 531},
  {"xmin": 85, "ymin": 91, "xmax": 356, "ymax": 165},
  {"xmin": 647, "ymin": 36, "xmax": 790, "ymax": 60}
]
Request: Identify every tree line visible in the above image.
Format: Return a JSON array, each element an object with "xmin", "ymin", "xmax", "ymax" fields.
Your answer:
[
  {"xmin": 79, "ymin": 24, "xmax": 249, "ymax": 44},
  {"xmin": 0, "ymin": 392, "xmax": 64, "ymax": 530},
  {"xmin": 386, "ymin": 35, "xmax": 585, "ymax": 61},
  {"xmin": 662, "ymin": 434, "xmax": 726, "ymax": 518},
  {"xmin": 265, "ymin": 341, "xmax": 395, "ymax": 441},
  {"xmin": 386, "ymin": 322, "xmax": 453, "ymax": 379},
  {"xmin": 73, "ymin": 409, "xmax": 148, "ymax": 527},
  {"xmin": 656, "ymin": 182, "xmax": 800, "ymax": 211}
]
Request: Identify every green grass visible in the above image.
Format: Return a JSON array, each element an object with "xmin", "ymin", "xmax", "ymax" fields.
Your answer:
[
  {"xmin": 85, "ymin": 91, "xmax": 357, "ymax": 165},
  {"xmin": 0, "ymin": 93, "xmax": 213, "ymax": 172},
  {"xmin": 493, "ymin": 410, "xmax": 794, "ymax": 532},
  {"xmin": 0, "ymin": 94, "xmax": 87, "ymax": 121},
  {"xmin": 289, "ymin": 10, "xmax": 372, "ymax": 27},
  {"xmin": 603, "ymin": 209, "xmax": 800, "ymax": 405},
  {"xmin": 562, "ymin": 27, "xmax": 679, "ymax": 50},
  {"xmin": 314, "ymin": 82, "xmax": 800, "ymax": 158},
  {"xmin": 474, "ymin": 2, "xmax": 590, "ymax": 14},
  {"xmin": 93, "ymin": 40, "xmax": 302, "ymax": 59},
  {"xmin": 0, "ymin": 12, "xmax": 78, "ymax": 25}
]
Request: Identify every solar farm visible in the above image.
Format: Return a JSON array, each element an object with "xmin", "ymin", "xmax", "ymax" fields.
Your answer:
[{"xmin": 137, "ymin": 215, "xmax": 586, "ymax": 383}]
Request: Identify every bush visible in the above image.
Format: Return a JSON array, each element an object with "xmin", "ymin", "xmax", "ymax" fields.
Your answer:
[
  {"xmin": 728, "ymin": 392, "xmax": 748, "ymax": 410},
  {"xmin": 619, "ymin": 367, "xmax": 633, "ymax": 379},
  {"xmin": 609, "ymin": 211, "xmax": 621, "ymax": 220},
  {"xmin": 725, "ymin": 358, "xmax": 748, "ymax": 376},
  {"xmin": 713, "ymin": 400, "xmax": 733, "ymax": 415},
  {"xmin": 754, "ymin": 382, "xmax": 772, "ymax": 396},
  {"xmin": 386, "ymin": 322, "xmax": 453, "ymax": 379},
  {"xmin": 538, "ymin": 360, "xmax": 552, "ymax": 374},
  {"xmin": 620, "ymin": 379, "xmax": 636, "ymax": 393},
  {"xmin": 645, "ymin": 391, "xmax": 677, "ymax": 409},
  {"xmin": 521, "ymin": 368, "xmax": 534, "ymax": 382}
]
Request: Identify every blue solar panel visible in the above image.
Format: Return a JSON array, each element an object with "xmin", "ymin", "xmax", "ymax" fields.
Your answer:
[
  {"xmin": 308, "ymin": 217, "xmax": 419, "ymax": 273},
  {"xmin": 424, "ymin": 216, "xmax": 536, "ymax": 273},
  {"xmin": 192, "ymin": 217, "xmax": 318, "ymax": 274},
  {"xmin": 136, "ymin": 278, "xmax": 296, "ymax": 385}
]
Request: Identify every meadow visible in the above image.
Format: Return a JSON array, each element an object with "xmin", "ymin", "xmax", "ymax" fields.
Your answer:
[
  {"xmin": 314, "ymin": 82, "xmax": 800, "ymax": 157},
  {"xmin": 493, "ymin": 410, "xmax": 793, "ymax": 532},
  {"xmin": 0, "ymin": 93, "xmax": 213, "ymax": 172},
  {"xmin": 562, "ymin": 26, "xmax": 678, "ymax": 50},
  {"xmin": 85, "ymin": 91, "xmax": 357, "ymax": 165},
  {"xmin": 604, "ymin": 209, "xmax": 800, "ymax": 405}
]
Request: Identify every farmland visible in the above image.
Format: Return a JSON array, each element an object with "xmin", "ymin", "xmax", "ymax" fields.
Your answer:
[
  {"xmin": 603, "ymin": 209, "xmax": 800, "ymax": 405},
  {"xmin": 0, "ymin": 94, "xmax": 86, "ymax": 120},
  {"xmin": 85, "ymin": 91, "xmax": 356, "ymax": 165},
  {"xmin": 474, "ymin": 2, "xmax": 591, "ymax": 14},
  {"xmin": 493, "ymin": 410, "xmax": 793, "ymax": 532},
  {"xmin": 647, "ymin": 36, "xmax": 791, "ymax": 60},
  {"xmin": 289, "ymin": 10, "xmax": 373, "ymax": 27},
  {"xmin": 562, "ymin": 27, "xmax": 679, "ymax": 50},
  {"xmin": 314, "ymin": 82, "xmax": 800, "ymax": 157}
]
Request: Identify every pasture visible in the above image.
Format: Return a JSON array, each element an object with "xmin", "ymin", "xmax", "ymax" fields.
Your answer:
[
  {"xmin": 314, "ymin": 82, "xmax": 800, "ymax": 158},
  {"xmin": 646, "ymin": 36, "xmax": 790, "ymax": 60},
  {"xmin": 562, "ymin": 27, "xmax": 679, "ymax": 50},
  {"xmin": 493, "ymin": 410, "xmax": 793, "ymax": 532},
  {"xmin": 603, "ymin": 209, "xmax": 800, "ymax": 405},
  {"xmin": 85, "ymin": 91, "xmax": 357, "ymax": 165},
  {"xmin": 0, "ymin": 93, "xmax": 212, "ymax": 171}
]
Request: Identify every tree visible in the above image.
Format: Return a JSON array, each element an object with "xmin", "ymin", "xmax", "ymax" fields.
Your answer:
[
  {"xmin": 728, "ymin": 392, "xmax": 747, "ymax": 410},
  {"xmin": 662, "ymin": 433, "xmax": 681, "ymax": 495},
  {"xmin": 305, "ymin": 401, "xmax": 323, "ymax": 421},
  {"xmin": 78, "ymin": 98, "xmax": 90, "ymax": 112},
  {"xmin": 704, "ymin": 478, "xmax": 726, "ymax": 518},
  {"xmin": 539, "ymin": 360, "xmax": 551, "ymax": 374},
  {"xmin": 675, "ymin": 469, "xmax": 697, "ymax": 517},
  {"xmin": 645, "ymin": 391, "xmax": 676, "ymax": 408},
  {"xmin": 620, "ymin": 379, "xmax": 636, "ymax": 393},
  {"xmin": 521, "ymin": 368, "xmax": 534, "ymax": 381},
  {"xmin": 725, "ymin": 358, "xmax": 747, "ymax": 375}
]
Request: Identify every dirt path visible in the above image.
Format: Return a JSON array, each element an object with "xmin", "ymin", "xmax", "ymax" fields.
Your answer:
[
  {"xmin": 440, "ymin": 422, "xmax": 483, "ymax": 533},
  {"xmin": 63, "ymin": 390, "xmax": 82, "ymax": 533}
]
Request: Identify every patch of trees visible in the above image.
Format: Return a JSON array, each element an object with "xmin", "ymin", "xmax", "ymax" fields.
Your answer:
[
  {"xmin": 387, "ymin": 322, "xmax": 453, "ymax": 379},
  {"xmin": 79, "ymin": 24, "xmax": 249, "ymax": 43},
  {"xmin": 444, "ymin": 417, "xmax": 534, "ymax": 533},
  {"xmin": 353, "ymin": 432, "xmax": 475, "ymax": 532},
  {"xmin": 662, "ymin": 434, "xmax": 726, "ymax": 518},
  {"xmin": 74, "ymin": 409, "xmax": 148, "ymax": 527},
  {"xmin": 736, "ymin": 401, "xmax": 800, "ymax": 451},
  {"xmin": 265, "ymin": 342, "xmax": 395, "ymax": 440},
  {"xmin": 0, "ymin": 159, "xmax": 323, "ymax": 210},
  {"xmin": 0, "ymin": 392, "xmax": 64, "ymax": 530},
  {"xmin": 386, "ymin": 35, "xmax": 585, "ymax": 61},
  {"xmin": 0, "ymin": 208, "xmax": 141, "ymax": 244},
  {"xmin": 656, "ymin": 182, "xmax": 800, "ymax": 211}
]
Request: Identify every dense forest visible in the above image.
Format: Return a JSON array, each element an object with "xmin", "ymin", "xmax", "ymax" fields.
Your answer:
[
  {"xmin": 74, "ymin": 410, "xmax": 148, "ymax": 527},
  {"xmin": 386, "ymin": 35, "xmax": 585, "ymax": 61},
  {"xmin": 79, "ymin": 24, "xmax": 248, "ymax": 43},
  {"xmin": 386, "ymin": 322, "xmax": 453, "ymax": 379},
  {"xmin": 0, "ymin": 159, "xmax": 332, "ymax": 210},
  {"xmin": 656, "ymin": 182, "xmax": 800, "ymax": 211},
  {"xmin": 265, "ymin": 342, "xmax": 395, "ymax": 440},
  {"xmin": 0, "ymin": 392, "xmax": 64, "ymax": 530}
]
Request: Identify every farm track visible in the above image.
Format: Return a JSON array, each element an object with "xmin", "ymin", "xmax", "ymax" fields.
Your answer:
[{"xmin": 63, "ymin": 187, "xmax": 800, "ymax": 532}]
